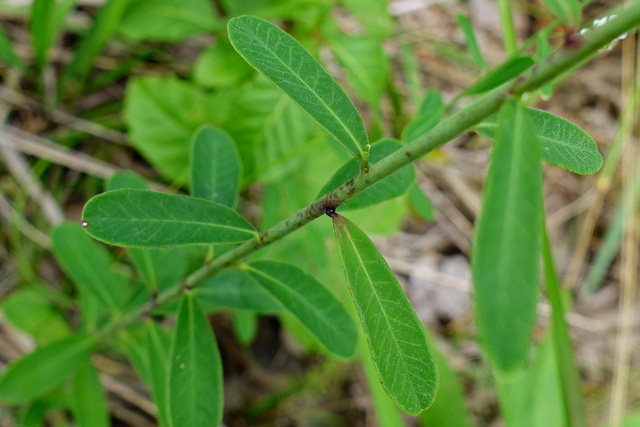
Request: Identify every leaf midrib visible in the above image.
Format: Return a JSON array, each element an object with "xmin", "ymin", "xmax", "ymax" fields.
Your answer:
[{"xmin": 339, "ymin": 220, "xmax": 421, "ymax": 399}]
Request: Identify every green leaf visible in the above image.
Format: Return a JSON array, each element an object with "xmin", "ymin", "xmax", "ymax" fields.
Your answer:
[
  {"xmin": 29, "ymin": 0, "xmax": 55, "ymax": 71},
  {"xmin": 168, "ymin": 293, "xmax": 223, "ymax": 427},
  {"xmin": 333, "ymin": 215, "xmax": 437, "ymax": 414},
  {"xmin": 318, "ymin": 139, "xmax": 415, "ymax": 211},
  {"xmin": 106, "ymin": 170, "xmax": 148, "ymax": 191},
  {"xmin": 231, "ymin": 309, "xmax": 258, "ymax": 345},
  {"xmin": 0, "ymin": 25, "xmax": 27, "ymax": 73},
  {"xmin": 462, "ymin": 56, "xmax": 535, "ymax": 96},
  {"xmin": 408, "ymin": 184, "xmax": 434, "ymax": 222},
  {"xmin": 329, "ymin": 35, "xmax": 389, "ymax": 105},
  {"xmin": 52, "ymin": 221, "xmax": 131, "ymax": 313},
  {"xmin": 194, "ymin": 269, "xmax": 281, "ymax": 312},
  {"xmin": 456, "ymin": 13, "xmax": 486, "ymax": 73},
  {"xmin": 82, "ymin": 189, "xmax": 258, "ymax": 248},
  {"xmin": 63, "ymin": 0, "xmax": 130, "ymax": 85},
  {"xmin": 1, "ymin": 286, "xmax": 71, "ymax": 344},
  {"xmin": 223, "ymin": 77, "xmax": 322, "ymax": 182},
  {"xmin": 243, "ymin": 260, "xmax": 358, "ymax": 358},
  {"xmin": 228, "ymin": 16, "xmax": 369, "ymax": 160},
  {"xmin": 476, "ymin": 107, "xmax": 602, "ymax": 175},
  {"xmin": 190, "ymin": 126, "xmax": 241, "ymax": 208},
  {"xmin": 542, "ymin": 0, "xmax": 581, "ymax": 27},
  {"xmin": 496, "ymin": 334, "xmax": 565, "ymax": 427},
  {"xmin": 145, "ymin": 321, "xmax": 172, "ymax": 427},
  {"xmin": 128, "ymin": 247, "xmax": 187, "ymax": 293},
  {"xmin": 0, "ymin": 334, "xmax": 96, "ymax": 404},
  {"xmin": 193, "ymin": 37, "xmax": 254, "ymax": 89},
  {"xmin": 118, "ymin": 0, "xmax": 222, "ymax": 42},
  {"xmin": 124, "ymin": 76, "xmax": 226, "ymax": 183},
  {"xmin": 472, "ymin": 99, "xmax": 542, "ymax": 371},
  {"xmin": 402, "ymin": 89, "xmax": 444, "ymax": 144},
  {"xmin": 419, "ymin": 331, "xmax": 472, "ymax": 427},
  {"xmin": 71, "ymin": 361, "xmax": 110, "ymax": 427}
]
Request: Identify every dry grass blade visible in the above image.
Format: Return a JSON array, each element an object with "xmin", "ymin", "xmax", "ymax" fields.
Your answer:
[{"xmin": 608, "ymin": 29, "xmax": 640, "ymax": 427}]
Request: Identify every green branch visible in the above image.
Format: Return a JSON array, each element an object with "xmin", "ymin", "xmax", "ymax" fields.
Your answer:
[{"xmin": 100, "ymin": 5, "xmax": 640, "ymax": 337}]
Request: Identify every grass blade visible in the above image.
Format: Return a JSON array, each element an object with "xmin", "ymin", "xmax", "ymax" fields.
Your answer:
[
  {"xmin": 462, "ymin": 56, "xmax": 534, "ymax": 96},
  {"xmin": 63, "ymin": 0, "xmax": 130, "ymax": 86},
  {"xmin": 0, "ymin": 334, "xmax": 96, "ymax": 403},
  {"xmin": 82, "ymin": 189, "xmax": 258, "ymax": 248},
  {"xmin": 168, "ymin": 293, "xmax": 223, "ymax": 427},
  {"xmin": 456, "ymin": 13, "xmax": 486, "ymax": 73},
  {"xmin": 333, "ymin": 214, "xmax": 437, "ymax": 414},
  {"xmin": 228, "ymin": 16, "xmax": 369, "ymax": 162},
  {"xmin": 71, "ymin": 360, "xmax": 110, "ymax": 427},
  {"xmin": 472, "ymin": 99, "xmax": 543, "ymax": 371},
  {"xmin": 52, "ymin": 221, "xmax": 131, "ymax": 313},
  {"xmin": 0, "ymin": 26, "xmax": 27, "ymax": 73}
]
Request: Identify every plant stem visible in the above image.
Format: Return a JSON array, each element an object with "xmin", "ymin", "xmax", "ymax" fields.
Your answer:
[
  {"xmin": 498, "ymin": 0, "xmax": 518, "ymax": 55},
  {"xmin": 99, "ymin": 5, "xmax": 640, "ymax": 337}
]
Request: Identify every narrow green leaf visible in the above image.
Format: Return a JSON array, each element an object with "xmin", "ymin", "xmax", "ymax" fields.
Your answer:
[
  {"xmin": 495, "ymin": 334, "xmax": 565, "ymax": 427},
  {"xmin": 168, "ymin": 293, "xmax": 223, "ymax": 427},
  {"xmin": 71, "ymin": 360, "xmax": 110, "ymax": 427},
  {"xmin": 228, "ymin": 16, "xmax": 369, "ymax": 160},
  {"xmin": 194, "ymin": 269, "xmax": 281, "ymax": 312},
  {"xmin": 472, "ymin": 99, "xmax": 542, "ymax": 371},
  {"xmin": 329, "ymin": 35, "xmax": 389, "ymax": 105},
  {"xmin": 1, "ymin": 286, "xmax": 71, "ymax": 344},
  {"xmin": 0, "ymin": 334, "xmax": 96, "ymax": 404},
  {"xmin": 118, "ymin": 0, "xmax": 222, "ymax": 42},
  {"xmin": 333, "ymin": 215, "xmax": 437, "ymax": 414},
  {"xmin": 408, "ymin": 184, "xmax": 434, "ymax": 222},
  {"xmin": 243, "ymin": 260, "xmax": 358, "ymax": 358},
  {"xmin": 402, "ymin": 89, "xmax": 444, "ymax": 144},
  {"xmin": 193, "ymin": 37, "xmax": 254, "ymax": 89},
  {"xmin": 190, "ymin": 126, "xmax": 241, "ymax": 208},
  {"xmin": 124, "ymin": 76, "xmax": 225, "ymax": 183},
  {"xmin": 145, "ymin": 321, "xmax": 172, "ymax": 427},
  {"xmin": 456, "ymin": 13, "xmax": 486, "ymax": 73},
  {"xmin": 462, "ymin": 56, "xmax": 535, "ymax": 96},
  {"xmin": 223, "ymin": 76, "xmax": 322, "ymax": 182},
  {"xmin": 0, "ymin": 26, "xmax": 27, "ymax": 73},
  {"xmin": 536, "ymin": 34, "xmax": 554, "ymax": 99},
  {"xmin": 129, "ymin": 247, "xmax": 187, "ymax": 293},
  {"xmin": 542, "ymin": 0, "xmax": 581, "ymax": 27},
  {"xmin": 231, "ymin": 309, "xmax": 258, "ymax": 345},
  {"xmin": 542, "ymin": 228, "xmax": 587, "ymax": 426},
  {"xmin": 419, "ymin": 330, "xmax": 472, "ymax": 427},
  {"xmin": 82, "ymin": 189, "xmax": 258, "ymax": 248},
  {"xmin": 29, "ymin": 0, "xmax": 55, "ymax": 71},
  {"xmin": 106, "ymin": 170, "xmax": 148, "ymax": 191},
  {"xmin": 318, "ymin": 139, "xmax": 415, "ymax": 211},
  {"xmin": 63, "ymin": 0, "xmax": 130, "ymax": 85},
  {"xmin": 52, "ymin": 221, "xmax": 131, "ymax": 313},
  {"xmin": 476, "ymin": 107, "xmax": 602, "ymax": 175}
]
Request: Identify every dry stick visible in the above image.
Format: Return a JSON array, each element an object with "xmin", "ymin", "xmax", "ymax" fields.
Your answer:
[
  {"xmin": 99, "ymin": 7, "xmax": 640, "ymax": 338},
  {"xmin": 609, "ymin": 30, "xmax": 640, "ymax": 427},
  {"xmin": 0, "ymin": 125, "xmax": 166, "ymax": 191},
  {"xmin": 0, "ymin": 85, "xmax": 128, "ymax": 145}
]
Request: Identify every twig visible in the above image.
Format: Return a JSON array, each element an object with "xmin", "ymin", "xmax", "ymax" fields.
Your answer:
[{"xmin": 96, "ymin": 7, "xmax": 640, "ymax": 340}]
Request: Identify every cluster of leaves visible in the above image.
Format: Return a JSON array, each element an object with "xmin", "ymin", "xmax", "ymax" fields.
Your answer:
[{"xmin": 1, "ymin": 0, "xmax": 638, "ymax": 425}]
